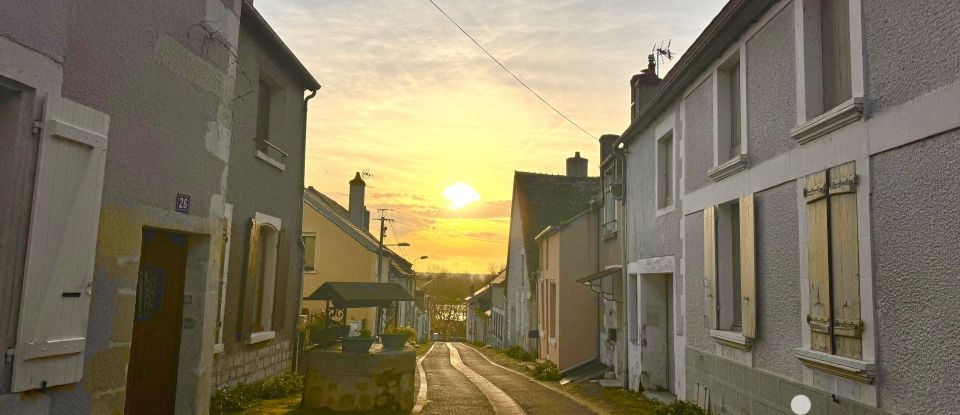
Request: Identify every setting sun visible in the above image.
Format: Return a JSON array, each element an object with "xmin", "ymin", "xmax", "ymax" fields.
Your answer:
[{"xmin": 443, "ymin": 182, "xmax": 481, "ymax": 210}]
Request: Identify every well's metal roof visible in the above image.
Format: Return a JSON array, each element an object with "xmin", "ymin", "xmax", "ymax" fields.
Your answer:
[{"xmin": 305, "ymin": 282, "xmax": 414, "ymax": 308}]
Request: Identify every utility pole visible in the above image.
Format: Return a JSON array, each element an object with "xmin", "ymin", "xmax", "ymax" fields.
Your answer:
[{"xmin": 375, "ymin": 209, "xmax": 392, "ymax": 335}]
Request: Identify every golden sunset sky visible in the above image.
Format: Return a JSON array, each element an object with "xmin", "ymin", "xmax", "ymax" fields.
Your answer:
[{"xmin": 256, "ymin": 0, "xmax": 724, "ymax": 273}]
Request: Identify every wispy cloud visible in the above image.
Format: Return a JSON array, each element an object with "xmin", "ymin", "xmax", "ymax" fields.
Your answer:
[{"xmin": 257, "ymin": 0, "xmax": 725, "ymax": 272}]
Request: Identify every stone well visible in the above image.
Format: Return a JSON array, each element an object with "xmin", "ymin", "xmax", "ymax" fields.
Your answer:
[{"xmin": 302, "ymin": 344, "xmax": 416, "ymax": 413}]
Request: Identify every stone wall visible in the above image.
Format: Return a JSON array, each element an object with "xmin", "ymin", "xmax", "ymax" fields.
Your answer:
[{"xmin": 212, "ymin": 339, "xmax": 293, "ymax": 388}]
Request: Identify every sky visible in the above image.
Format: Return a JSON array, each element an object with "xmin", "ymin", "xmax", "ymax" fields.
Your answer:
[{"xmin": 255, "ymin": 0, "xmax": 725, "ymax": 274}]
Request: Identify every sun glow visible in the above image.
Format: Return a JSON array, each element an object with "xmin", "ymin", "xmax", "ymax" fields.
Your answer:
[{"xmin": 443, "ymin": 182, "xmax": 481, "ymax": 210}]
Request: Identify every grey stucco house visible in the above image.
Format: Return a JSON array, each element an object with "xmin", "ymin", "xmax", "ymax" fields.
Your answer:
[
  {"xmin": 612, "ymin": 1, "xmax": 960, "ymax": 414},
  {"xmin": 0, "ymin": 0, "xmax": 318, "ymax": 414}
]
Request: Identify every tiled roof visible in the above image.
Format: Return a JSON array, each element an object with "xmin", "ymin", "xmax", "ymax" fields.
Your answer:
[
  {"xmin": 304, "ymin": 187, "xmax": 403, "ymax": 261},
  {"xmin": 512, "ymin": 171, "xmax": 599, "ymax": 274}
]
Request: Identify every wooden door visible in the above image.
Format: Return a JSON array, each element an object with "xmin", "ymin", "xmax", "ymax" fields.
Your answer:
[{"xmin": 125, "ymin": 229, "xmax": 188, "ymax": 415}]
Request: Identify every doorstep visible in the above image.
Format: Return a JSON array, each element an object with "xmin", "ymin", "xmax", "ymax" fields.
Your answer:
[{"xmin": 642, "ymin": 390, "xmax": 677, "ymax": 404}]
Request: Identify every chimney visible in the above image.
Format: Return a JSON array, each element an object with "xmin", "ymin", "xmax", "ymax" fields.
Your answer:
[
  {"xmin": 566, "ymin": 152, "xmax": 588, "ymax": 177},
  {"xmin": 630, "ymin": 54, "xmax": 662, "ymax": 122},
  {"xmin": 349, "ymin": 172, "xmax": 366, "ymax": 228},
  {"xmin": 600, "ymin": 134, "xmax": 620, "ymax": 163}
]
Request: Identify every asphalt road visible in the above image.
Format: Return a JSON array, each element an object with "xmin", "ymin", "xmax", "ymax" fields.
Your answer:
[{"xmin": 417, "ymin": 342, "xmax": 595, "ymax": 415}]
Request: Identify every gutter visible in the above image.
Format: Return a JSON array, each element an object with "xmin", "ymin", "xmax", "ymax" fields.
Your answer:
[{"xmin": 293, "ymin": 87, "xmax": 318, "ymax": 372}]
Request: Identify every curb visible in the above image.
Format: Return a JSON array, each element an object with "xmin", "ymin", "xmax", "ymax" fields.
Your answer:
[{"xmin": 412, "ymin": 343, "xmax": 437, "ymax": 414}]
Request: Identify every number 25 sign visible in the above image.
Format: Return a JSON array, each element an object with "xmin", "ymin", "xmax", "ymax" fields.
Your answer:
[{"xmin": 176, "ymin": 193, "xmax": 191, "ymax": 214}]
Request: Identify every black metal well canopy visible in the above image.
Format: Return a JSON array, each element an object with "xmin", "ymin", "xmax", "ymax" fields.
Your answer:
[{"xmin": 305, "ymin": 282, "xmax": 414, "ymax": 309}]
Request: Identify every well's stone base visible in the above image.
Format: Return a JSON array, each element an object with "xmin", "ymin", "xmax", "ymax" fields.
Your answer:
[{"xmin": 303, "ymin": 344, "xmax": 416, "ymax": 413}]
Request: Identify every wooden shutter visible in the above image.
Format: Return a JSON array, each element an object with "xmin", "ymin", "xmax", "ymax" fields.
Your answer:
[
  {"xmin": 215, "ymin": 204, "xmax": 233, "ymax": 347},
  {"xmin": 272, "ymin": 229, "xmax": 289, "ymax": 331},
  {"xmin": 804, "ymin": 170, "xmax": 832, "ymax": 354},
  {"xmin": 11, "ymin": 96, "xmax": 109, "ymax": 392},
  {"xmin": 703, "ymin": 206, "xmax": 718, "ymax": 330},
  {"xmin": 828, "ymin": 161, "xmax": 862, "ymax": 359},
  {"xmin": 240, "ymin": 219, "xmax": 260, "ymax": 338},
  {"xmin": 739, "ymin": 194, "xmax": 756, "ymax": 339}
]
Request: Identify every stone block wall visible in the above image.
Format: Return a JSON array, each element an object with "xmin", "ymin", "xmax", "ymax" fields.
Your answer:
[
  {"xmin": 684, "ymin": 348, "xmax": 890, "ymax": 415},
  {"xmin": 212, "ymin": 339, "xmax": 293, "ymax": 388}
]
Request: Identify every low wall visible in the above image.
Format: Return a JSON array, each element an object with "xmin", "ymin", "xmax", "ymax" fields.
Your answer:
[{"xmin": 303, "ymin": 345, "xmax": 415, "ymax": 413}]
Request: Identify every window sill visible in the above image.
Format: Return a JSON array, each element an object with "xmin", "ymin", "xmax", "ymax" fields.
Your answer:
[
  {"xmin": 602, "ymin": 227, "xmax": 618, "ymax": 240},
  {"xmin": 794, "ymin": 348, "xmax": 875, "ymax": 384},
  {"xmin": 790, "ymin": 97, "xmax": 864, "ymax": 144},
  {"xmin": 710, "ymin": 329, "xmax": 751, "ymax": 351},
  {"xmin": 707, "ymin": 154, "xmax": 748, "ymax": 181},
  {"xmin": 248, "ymin": 330, "xmax": 276, "ymax": 345},
  {"xmin": 655, "ymin": 204, "xmax": 675, "ymax": 218},
  {"xmin": 303, "ymin": 270, "xmax": 317, "ymax": 274},
  {"xmin": 255, "ymin": 150, "xmax": 286, "ymax": 171},
  {"xmin": 213, "ymin": 343, "xmax": 224, "ymax": 354}
]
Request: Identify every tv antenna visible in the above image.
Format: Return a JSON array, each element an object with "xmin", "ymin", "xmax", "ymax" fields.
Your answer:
[{"xmin": 652, "ymin": 39, "xmax": 673, "ymax": 76}]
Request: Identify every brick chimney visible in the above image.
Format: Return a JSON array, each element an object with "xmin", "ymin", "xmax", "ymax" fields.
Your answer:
[
  {"xmin": 600, "ymin": 134, "xmax": 620, "ymax": 163},
  {"xmin": 630, "ymin": 54, "xmax": 662, "ymax": 122},
  {"xmin": 566, "ymin": 152, "xmax": 588, "ymax": 177},
  {"xmin": 348, "ymin": 172, "xmax": 366, "ymax": 228}
]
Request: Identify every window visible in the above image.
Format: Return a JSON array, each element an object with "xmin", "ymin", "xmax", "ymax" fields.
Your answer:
[
  {"xmin": 603, "ymin": 166, "xmax": 618, "ymax": 236},
  {"xmin": 792, "ymin": 0, "xmax": 862, "ymax": 143},
  {"xmin": 256, "ymin": 79, "xmax": 272, "ymax": 153},
  {"xmin": 549, "ymin": 280, "xmax": 557, "ymax": 339},
  {"xmin": 718, "ymin": 52, "xmax": 742, "ymax": 162},
  {"xmin": 803, "ymin": 161, "xmax": 862, "ymax": 359},
  {"xmin": 302, "ymin": 233, "xmax": 316, "ymax": 272},
  {"xmin": 246, "ymin": 212, "xmax": 282, "ymax": 341},
  {"xmin": 704, "ymin": 194, "xmax": 756, "ymax": 345},
  {"xmin": 657, "ymin": 132, "xmax": 674, "ymax": 209}
]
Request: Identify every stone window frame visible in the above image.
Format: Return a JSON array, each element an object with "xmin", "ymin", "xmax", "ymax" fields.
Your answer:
[
  {"xmin": 708, "ymin": 46, "xmax": 749, "ymax": 182},
  {"xmin": 248, "ymin": 211, "xmax": 282, "ymax": 344},
  {"xmin": 790, "ymin": 0, "xmax": 867, "ymax": 144},
  {"xmin": 655, "ymin": 114, "xmax": 677, "ymax": 217}
]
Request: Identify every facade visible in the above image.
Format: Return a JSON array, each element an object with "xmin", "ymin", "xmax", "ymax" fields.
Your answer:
[
  {"xmin": 503, "ymin": 156, "xmax": 599, "ymax": 353},
  {"xmin": 488, "ymin": 272, "xmax": 507, "ymax": 348},
  {"xmin": 0, "ymin": 0, "xmax": 318, "ymax": 413},
  {"xmin": 616, "ymin": 1, "xmax": 960, "ymax": 414},
  {"xmin": 534, "ymin": 212, "xmax": 599, "ymax": 372},
  {"xmin": 465, "ymin": 285, "xmax": 493, "ymax": 344}
]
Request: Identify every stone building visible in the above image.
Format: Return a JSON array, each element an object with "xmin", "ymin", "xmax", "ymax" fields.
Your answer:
[
  {"xmin": 615, "ymin": 1, "xmax": 960, "ymax": 414},
  {"xmin": 0, "ymin": 0, "xmax": 318, "ymax": 413}
]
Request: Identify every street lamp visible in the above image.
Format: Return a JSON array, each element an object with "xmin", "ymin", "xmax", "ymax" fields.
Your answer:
[{"xmin": 413, "ymin": 255, "xmax": 429, "ymax": 270}]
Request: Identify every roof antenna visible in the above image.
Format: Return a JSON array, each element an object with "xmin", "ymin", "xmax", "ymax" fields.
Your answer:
[{"xmin": 652, "ymin": 39, "xmax": 673, "ymax": 77}]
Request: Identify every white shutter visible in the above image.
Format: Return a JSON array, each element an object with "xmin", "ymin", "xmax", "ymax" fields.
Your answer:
[{"xmin": 11, "ymin": 96, "xmax": 109, "ymax": 392}]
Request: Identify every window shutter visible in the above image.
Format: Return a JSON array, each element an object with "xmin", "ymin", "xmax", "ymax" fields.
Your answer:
[
  {"xmin": 739, "ymin": 194, "xmax": 756, "ymax": 339},
  {"xmin": 828, "ymin": 161, "xmax": 862, "ymax": 359},
  {"xmin": 272, "ymin": 229, "xmax": 289, "ymax": 331},
  {"xmin": 215, "ymin": 204, "xmax": 233, "ymax": 347},
  {"xmin": 240, "ymin": 219, "xmax": 260, "ymax": 339},
  {"xmin": 11, "ymin": 96, "xmax": 109, "ymax": 392},
  {"xmin": 703, "ymin": 206, "xmax": 718, "ymax": 330},
  {"xmin": 804, "ymin": 170, "xmax": 833, "ymax": 354}
]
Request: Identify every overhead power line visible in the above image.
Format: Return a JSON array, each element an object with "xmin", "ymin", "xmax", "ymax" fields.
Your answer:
[{"xmin": 424, "ymin": 0, "xmax": 598, "ymax": 141}]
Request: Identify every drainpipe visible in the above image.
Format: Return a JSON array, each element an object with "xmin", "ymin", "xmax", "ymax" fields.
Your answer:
[
  {"xmin": 293, "ymin": 87, "xmax": 318, "ymax": 372},
  {"xmin": 612, "ymin": 139, "xmax": 630, "ymax": 385}
]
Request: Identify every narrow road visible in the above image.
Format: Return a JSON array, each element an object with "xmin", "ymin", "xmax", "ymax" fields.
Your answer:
[{"xmin": 417, "ymin": 342, "xmax": 595, "ymax": 415}]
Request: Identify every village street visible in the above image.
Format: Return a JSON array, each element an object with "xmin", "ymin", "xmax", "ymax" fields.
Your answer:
[{"xmin": 417, "ymin": 343, "xmax": 594, "ymax": 414}]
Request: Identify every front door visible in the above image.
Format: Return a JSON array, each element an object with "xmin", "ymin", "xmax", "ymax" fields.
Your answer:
[{"xmin": 125, "ymin": 229, "xmax": 188, "ymax": 415}]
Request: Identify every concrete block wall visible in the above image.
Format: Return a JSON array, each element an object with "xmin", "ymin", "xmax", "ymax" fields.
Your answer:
[
  {"xmin": 212, "ymin": 339, "xmax": 293, "ymax": 388},
  {"xmin": 685, "ymin": 348, "xmax": 890, "ymax": 415}
]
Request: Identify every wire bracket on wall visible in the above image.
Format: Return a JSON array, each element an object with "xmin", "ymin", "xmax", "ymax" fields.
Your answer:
[{"xmin": 187, "ymin": 19, "xmax": 254, "ymax": 101}]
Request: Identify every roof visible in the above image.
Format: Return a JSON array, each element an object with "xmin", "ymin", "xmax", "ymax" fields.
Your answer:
[
  {"xmin": 619, "ymin": 0, "xmax": 775, "ymax": 144},
  {"xmin": 511, "ymin": 172, "xmax": 599, "ymax": 273},
  {"xmin": 490, "ymin": 271, "xmax": 506, "ymax": 285},
  {"xmin": 304, "ymin": 187, "xmax": 404, "ymax": 261},
  {"xmin": 241, "ymin": 0, "xmax": 320, "ymax": 90},
  {"xmin": 304, "ymin": 282, "xmax": 414, "ymax": 308}
]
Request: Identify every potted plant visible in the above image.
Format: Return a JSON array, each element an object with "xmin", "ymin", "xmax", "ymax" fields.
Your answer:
[
  {"xmin": 342, "ymin": 329, "xmax": 375, "ymax": 353},
  {"xmin": 380, "ymin": 326, "xmax": 415, "ymax": 350}
]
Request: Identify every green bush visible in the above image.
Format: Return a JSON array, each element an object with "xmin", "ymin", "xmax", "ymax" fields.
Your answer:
[
  {"xmin": 385, "ymin": 326, "xmax": 418, "ymax": 342},
  {"xmin": 531, "ymin": 360, "xmax": 560, "ymax": 381},
  {"xmin": 210, "ymin": 371, "xmax": 304, "ymax": 414},
  {"xmin": 654, "ymin": 400, "xmax": 707, "ymax": 415},
  {"xmin": 503, "ymin": 345, "xmax": 536, "ymax": 362}
]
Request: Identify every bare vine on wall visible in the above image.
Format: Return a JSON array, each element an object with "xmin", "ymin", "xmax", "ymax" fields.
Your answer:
[{"xmin": 187, "ymin": 19, "xmax": 254, "ymax": 101}]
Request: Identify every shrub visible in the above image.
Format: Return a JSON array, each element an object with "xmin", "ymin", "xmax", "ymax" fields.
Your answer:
[
  {"xmin": 531, "ymin": 360, "xmax": 560, "ymax": 381},
  {"xmin": 503, "ymin": 345, "xmax": 536, "ymax": 362},
  {"xmin": 358, "ymin": 328, "xmax": 372, "ymax": 338},
  {"xmin": 654, "ymin": 400, "xmax": 707, "ymax": 415},
  {"xmin": 385, "ymin": 326, "xmax": 418, "ymax": 342},
  {"xmin": 210, "ymin": 371, "xmax": 304, "ymax": 414}
]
